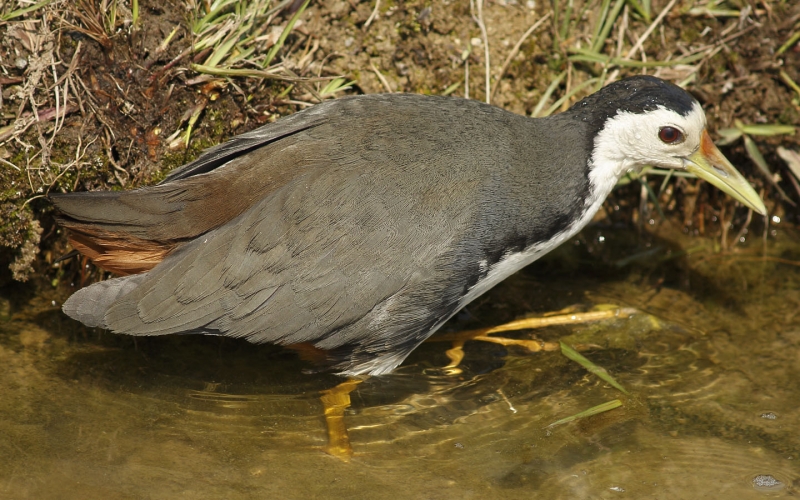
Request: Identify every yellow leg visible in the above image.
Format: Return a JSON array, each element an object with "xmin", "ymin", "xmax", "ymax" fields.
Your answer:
[
  {"xmin": 442, "ymin": 340, "xmax": 466, "ymax": 375},
  {"xmin": 319, "ymin": 378, "xmax": 363, "ymax": 461},
  {"xmin": 429, "ymin": 306, "xmax": 636, "ymax": 370}
]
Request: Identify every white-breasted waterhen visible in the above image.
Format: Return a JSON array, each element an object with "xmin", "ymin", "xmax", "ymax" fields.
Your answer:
[{"xmin": 51, "ymin": 76, "xmax": 767, "ymax": 376}]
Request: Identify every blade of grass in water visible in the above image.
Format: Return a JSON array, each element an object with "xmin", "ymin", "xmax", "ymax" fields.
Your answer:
[
  {"xmin": 547, "ymin": 399, "xmax": 623, "ymax": 428},
  {"xmin": 561, "ymin": 342, "xmax": 629, "ymax": 395}
]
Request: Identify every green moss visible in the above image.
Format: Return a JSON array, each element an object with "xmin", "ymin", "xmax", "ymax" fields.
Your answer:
[
  {"xmin": 0, "ymin": 203, "xmax": 34, "ymax": 248},
  {"xmin": 679, "ymin": 26, "xmax": 700, "ymax": 44},
  {"xmin": 778, "ymin": 106, "xmax": 800, "ymax": 125},
  {"xmin": 158, "ymin": 136, "xmax": 218, "ymax": 180}
]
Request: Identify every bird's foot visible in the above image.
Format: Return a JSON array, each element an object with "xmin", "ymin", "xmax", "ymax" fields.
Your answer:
[{"xmin": 433, "ymin": 306, "xmax": 636, "ymax": 372}]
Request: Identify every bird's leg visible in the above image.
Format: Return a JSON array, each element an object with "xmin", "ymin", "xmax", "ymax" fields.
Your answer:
[
  {"xmin": 319, "ymin": 378, "xmax": 363, "ymax": 461},
  {"xmin": 431, "ymin": 306, "xmax": 636, "ymax": 372},
  {"xmin": 439, "ymin": 340, "xmax": 466, "ymax": 375}
]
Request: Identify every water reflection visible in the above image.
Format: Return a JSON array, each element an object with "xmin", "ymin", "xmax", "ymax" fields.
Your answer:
[{"xmin": 1, "ymin": 225, "xmax": 799, "ymax": 498}]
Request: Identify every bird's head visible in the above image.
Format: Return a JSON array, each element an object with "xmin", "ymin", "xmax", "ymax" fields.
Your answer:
[{"xmin": 573, "ymin": 76, "xmax": 766, "ymax": 215}]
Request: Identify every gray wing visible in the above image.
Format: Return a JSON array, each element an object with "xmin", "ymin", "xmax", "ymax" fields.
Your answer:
[
  {"xmin": 161, "ymin": 100, "xmax": 336, "ymax": 182},
  {"xmin": 98, "ymin": 164, "xmax": 473, "ymax": 374}
]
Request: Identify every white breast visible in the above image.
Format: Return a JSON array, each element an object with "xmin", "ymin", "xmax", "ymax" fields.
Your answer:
[{"xmin": 459, "ymin": 154, "xmax": 621, "ymax": 308}]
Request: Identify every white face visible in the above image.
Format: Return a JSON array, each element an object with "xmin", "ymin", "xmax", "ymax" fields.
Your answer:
[{"xmin": 588, "ymin": 101, "xmax": 707, "ymax": 194}]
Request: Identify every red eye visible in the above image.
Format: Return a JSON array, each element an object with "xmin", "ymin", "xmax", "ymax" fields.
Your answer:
[{"xmin": 658, "ymin": 126, "xmax": 683, "ymax": 144}]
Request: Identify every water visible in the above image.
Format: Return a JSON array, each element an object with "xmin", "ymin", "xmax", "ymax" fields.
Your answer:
[{"xmin": 1, "ymin": 223, "xmax": 798, "ymax": 499}]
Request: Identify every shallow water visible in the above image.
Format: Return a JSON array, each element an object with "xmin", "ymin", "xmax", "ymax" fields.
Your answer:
[{"xmin": 1, "ymin": 222, "xmax": 799, "ymax": 499}]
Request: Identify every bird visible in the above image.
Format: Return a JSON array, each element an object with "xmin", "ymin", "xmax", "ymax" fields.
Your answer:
[{"xmin": 51, "ymin": 75, "xmax": 767, "ymax": 376}]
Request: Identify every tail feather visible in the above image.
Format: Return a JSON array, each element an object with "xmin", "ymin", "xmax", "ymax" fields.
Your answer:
[
  {"xmin": 50, "ymin": 182, "xmax": 223, "ymax": 274},
  {"xmin": 50, "ymin": 187, "xmax": 195, "ymax": 241},
  {"xmin": 62, "ymin": 274, "xmax": 148, "ymax": 328},
  {"xmin": 59, "ymin": 223, "xmax": 174, "ymax": 275}
]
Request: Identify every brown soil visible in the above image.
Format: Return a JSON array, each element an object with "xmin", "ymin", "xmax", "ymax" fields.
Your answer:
[{"xmin": 0, "ymin": 0, "xmax": 799, "ymax": 289}]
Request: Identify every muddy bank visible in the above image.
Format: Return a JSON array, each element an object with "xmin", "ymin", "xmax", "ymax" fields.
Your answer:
[{"xmin": 0, "ymin": 0, "xmax": 798, "ymax": 290}]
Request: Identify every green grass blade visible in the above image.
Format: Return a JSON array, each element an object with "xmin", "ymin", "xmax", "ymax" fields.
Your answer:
[
  {"xmin": 745, "ymin": 134, "xmax": 775, "ymax": 175},
  {"xmin": 569, "ymin": 49, "xmax": 706, "ymax": 68},
  {"xmin": 642, "ymin": 0, "xmax": 651, "ymax": 18},
  {"xmin": 780, "ymin": 71, "xmax": 800, "ymax": 101},
  {"xmin": 560, "ymin": 342, "xmax": 630, "ymax": 395},
  {"xmin": 205, "ymin": 33, "xmax": 241, "ymax": 67},
  {"xmin": 547, "ymin": 399, "xmax": 623, "ymax": 428},
  {"xmin": 626, "ymin": 0, "xmax": 651, "ymax": 22},
  {"xmin": 228, "ymin": 45, "xmax": 256, "ymax": 64},
  {"xmin": 591, "ymin": 0, "xmax": 613, "ymax": 50},
  {"xmin": 531, "ymin": 71, "xmax": 566, "ymax": 117},
  {"xmin": 716, "ymin": 127, "xmax": 743, "ymax": 146},
  {"xmin": 778, "ymin": 147, "xmax": 800, "ymax": 181},
  {"xmin": 132, "ymin": 0, "xmax": 139, "ymax": 27},
  {"xmin": 191, "ymin": 63, "xmax": 333, "ymax": 82},
  {"xmin": 687, "ymin": 7, "xmax": 741, "ymax": 17},
  {"xmin": 658, "ymin": 167, "xmax": 674, "ymax": 194},
  {"xmin": 542, "ymin": 77, "xmax": 599, "ymax": 117},
  {"xmin": 442, "ymin": 81, "xmax": 462, "ymax": 96},
  {"xmin": 263, "ymin": 0, "xmax": 310, "ymax": 68},
  {"xmin": 1, "ymin": 0, "xmax": 53, "ymax": 21},
  {"xmin": 194, "ymin": 0, "xmax": 238, "ymax": 33},
  {"xmin": 559, "ymin": 0, "xmax": 574, "ymax": 43},
  {"xmin": 777, "ymin": 31, "xmax": 800, "ymax": 56},
  {"xmin": 736, "ymin": 123, "xmax": 796, "ymax": 137},
  {"xmin": 320, "ymin": 78, "xmax": 354, "ymax": 97},
  {"xmin": 591, "ymin": 0, "xmax": 625, "ymax": 53},
  {"xmin": 743, "ymin": 134, "xmax": 796, "ymax": 205}
]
